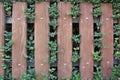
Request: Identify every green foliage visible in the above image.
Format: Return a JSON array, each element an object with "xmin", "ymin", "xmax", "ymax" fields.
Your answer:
[
  {"xmin": 49, "ymin": 19, "xmax": 58, "ymax": 30},
  {"xmin": 1, "ymin": 31, "xmax": 14, "ymax": 80},
  {"xmin": 72, "ymin": 34, "xmax": 80, "ymax": 63},
  {"xmin": 72, "ymin": 51, "xmax": 80, "ymax": 62},
  {"xmin": 48, "ymin": 2, "xmax": 58, "ymax": 80},
  {"xmin": 109, "ymin": 65, "xmax": 120, "ymax": 80},
  {"xmin": 114, "ymin": 25, "xmax": 120, "ymax": 36},
  {"xmin": 48, "ymin": 41, "xmax": 58, "ymax": 63},
  {"xmin": 93, "ymin": 51, "xmax": 102, "ymax": 62},
  {"xmin": 68, "ymin": 4, "xmax": 80, "ymax": 19},
  {"xmin": 24, "ymin": 1, "xmax": 35, "ymax": 21},
  {"xmin": 49, "ymin": 3, "xmax": 59, "ymax": 19},
  {"xmin": 68, "ymin": 0, "xmax": 81, "ymax": 19},
  {"xmin": 72, "ymin": 34, "xmax": 80, "ymax": 44},
  {"xmin": 93, "ymin": 65, "xmax": 103, "ymax": 80},
  {"xmin": 94, "ymin": 32, "xmax": 103, "ymax": 48},
  {"xmin": 113, "ymin": 3, "xmax": 120, "ymax": 18},
  {"xmin": 4, "ymin": 0, "xmax": 12, "ymax": 16},
  {"xmin": 25, "ymin": 28, "xmax": 34, "ymax": 61},
  {"xmin": 20, "ymin": 67, "xmax": 36, "ymax": 80},
  {"xmin": 93, "ymin": 3, "xmax": 103, "ymax": 17}
]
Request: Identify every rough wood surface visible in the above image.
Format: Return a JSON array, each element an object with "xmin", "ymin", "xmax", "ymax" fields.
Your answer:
[
  {"xmin": 57, "ymin": 2, "xmax": 72, "ymax": 80},
  {"xmin": 0, "ymin": 2, "xmax": 5, "ymax": 76},
  {"xmin": 12, "ymin": 2, "xmax": 27, "ymax": 79},
  {"xmin": 101, "ymin": 4, "xmax": 113, "ymax": 79},
  {"xmin": 35, "ymin": 2, "xmax": 49, "ymax": 79},
  {"xmin": 80, "ymin": 3, "xmax": 94, "ymax": 80}
]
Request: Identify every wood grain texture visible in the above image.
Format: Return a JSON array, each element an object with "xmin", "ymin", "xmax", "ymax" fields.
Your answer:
[
  {"xmin": 79, "ymin": 3, "xmax": 94, "ymax": 80},
  {"xmin": 57, "ymin": 2, "xmax": 72, "ymax": 80},
  {"xmin": 12, "ymin": 2, "xmax": 27, "ymax": 79},
  {"xmin": 101, "ymin": 4, "xmax": 113, "ymax": 79},
  {"xmin": 0, "ymin": 2, "xmax": 4, "ymax": 76},
  {"xmin": 34, "ymin": 2, "xmax": 49, "ymax": 79}
]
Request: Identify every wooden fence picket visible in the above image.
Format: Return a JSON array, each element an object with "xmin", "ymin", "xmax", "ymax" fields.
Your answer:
[
  {"xmin": 57, "ymin": 2, "xmax": 72, "ymax": 80},
  {"xmin": 34, "ymin": 2, "xmax": 50, "ymax": 79},
  {"xmin": 101, "ymin": 4, "xmax": 113, "ymax": 79},
  {"xmin": 12, "ymin": 2, "xmax": 27, "ymax": 79},
  {"xmin": 79, "ymin": 3, "xmax": 94, "ymax": 80},
  {"xmin": 0, "ymin": 2, "xmax": 5, "ymax": 76}
]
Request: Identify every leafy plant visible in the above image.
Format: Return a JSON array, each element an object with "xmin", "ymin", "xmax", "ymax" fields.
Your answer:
[
  {"xmin": 109, "ymin": 65, "xmax": 120, "ymax": 80},
  {"xmin": 72, "ymin": 51, "xmax": 80, "ymax": 63},
  {"xmin": 68, "ymin": 4, "xmax": 80, "ymax": 19},
  {"xmin": 24, "ymin": 1, "xmax": 35, "ymax": 21},
  {"xmin": 4, "ymin": 0, "xmax": 12, "ymax": 16},
  {"xmin": 1, "ymin": 31, "xmax": 14, "ymax": 80},
  {"xmin": 93, "ymin": 65, "xmax": 103, "ymax": 80},
  {"xmin": 20, "ymin": 67, "xmax": 36, "ymax": 80},
  {"xmin": 25, "ymin": 28, "xmax": 34, "ymax": 62},
  {"xmin": 93, "ymin": 51, "xmax": 102, "ymax": 62},
  {"xmin": 113, "ymin": 3, "xmax": 120, "ymax": 18},
  {"xmin": 72, "ymin": 34, "xmax": 80, "ymax": 44},
  {"xmin": 93, "ymin": 3, "xmax": 103, "ymax": 17}
]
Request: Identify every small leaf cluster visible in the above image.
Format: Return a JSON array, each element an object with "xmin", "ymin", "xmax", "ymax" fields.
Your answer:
[
  {"xmin": 24, "ymin": 1, "xmax": 35, "ymax": 21},
  {"xmin": 25, "ymin": 28, "xmax": 34, "ymax": 61},
  {"xmin": 1, "ymin": 31, "xmax": 14, "ymax": 80},
  {"xmin": 48, "ymin": 41, "xmax": 58, "ymax": 63},
  {"xmin": 113, "ymin": 3, "xmax": 120, "ymax": 18},
  {"xmin": 20, "ymin": 67, "xmax": 36, "ymax": 80},
  {"xmin": 114, "ymin": 25, "xmax": 120, "ymax": 60},
  {"xmin": 69, "ymin": 0, "xmax": 80, "ymax": 19},
  {"xmin": 109, "ymin": 65, "xmax": 120, "ymax": 80},
  {"xmin": 93, "ymin": 65, "xmax": 103, "ymax": 80},
  {"xmin": 72, "ymin": 34, "xmax": 80, "ymax": 63},
  {"xmin": 4, "ymin": 0, "xmax": 12, "ymax": 16},
  {"xmin": 93, "ymin": 3, "xmax": 103, "ymax": 17}
]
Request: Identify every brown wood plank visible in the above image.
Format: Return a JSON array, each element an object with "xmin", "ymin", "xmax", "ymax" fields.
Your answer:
[
  {"xmin": 12, "ymin": 2, "xmax": 27, "ymax": 79},
  {"xmin": 0, "ymin": 3, "xmax": 5, "ymax": 76},
  {"xmin": 101, "ymin": 4, "xmax": 113, "ymax": 79},
  {"xmin": 57, "ymin": 2, "xmax": 72, "ymax": 80},
  {"xmin": 35, "ymin": 2, "xmax": 49, "ymax": 79},
  {"xmin": 79, "ymin": 3, "xmax": 94, "ymax": 80}
]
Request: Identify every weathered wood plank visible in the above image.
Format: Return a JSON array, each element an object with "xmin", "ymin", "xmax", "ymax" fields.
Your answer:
[
  {"xmin": 57, "ymin": 2, "xmax": 72, "ymax": 80},
  {"xmin": 12, "ymin": 2, "xmax": 27, "ymax": 79},
  {"xmin": 35, "ymin": 2, "xmax": 49, "ymax": 79},
  {"xmin": 79, "ymin": 3, "xmax": 94, "ymax": 80},
  {"xmin": 0, "ymin": 2, "xmax": 5, "ymax": 76},
  {"xmin": 101, "ymin": 4, "xmax": 113, "ymax": 79}
]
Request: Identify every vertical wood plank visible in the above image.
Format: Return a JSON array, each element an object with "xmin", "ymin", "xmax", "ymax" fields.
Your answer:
[
  {"xmin": 0, "ymin": 3, "xmax": 5, "ymax": 76},
  {"xmin": 12, "ymin": 2, "xmax": 27, "ymax": 79},
  {"xmin": 35, "ymin": 2, "xmax": 49, "ymax": 79},
  {"xmin": 58, "ymin": 2, "xmax": 72, "ymax": 80},
  {"xmin": 80, "ymin": 3, "xmax": 94, "ymax": 80},
  {"xmin": 101, "ymin": 4, "xmax": 113, "ymax": 79}
]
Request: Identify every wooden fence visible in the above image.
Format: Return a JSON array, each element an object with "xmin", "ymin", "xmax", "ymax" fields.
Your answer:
[{"xmin": 0, "ymin": 2, "xmax": 116, "ymax": 80}]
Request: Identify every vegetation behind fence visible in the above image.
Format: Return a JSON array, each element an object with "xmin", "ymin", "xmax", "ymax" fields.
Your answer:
[{"xmin": 0, "ymin": 1, "xmax": 120, "ymax": 80}]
